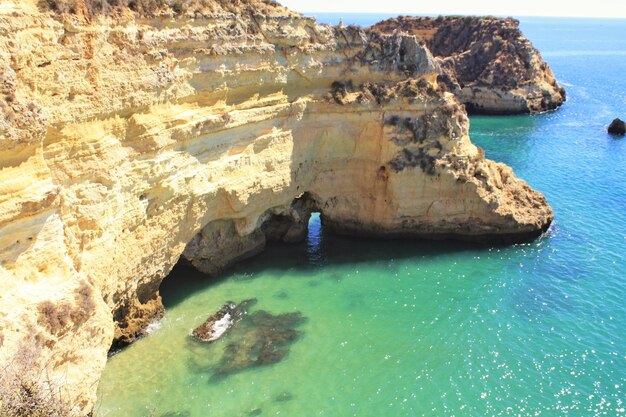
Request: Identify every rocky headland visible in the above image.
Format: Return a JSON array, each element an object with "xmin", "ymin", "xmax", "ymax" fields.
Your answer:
[
  {"xmin": 371, "ymin": 16, "xmax": 566, "ymax": 114},
  {"xmin": 0, "ymin": 1, "xmax": 556, "ymax": 414}
]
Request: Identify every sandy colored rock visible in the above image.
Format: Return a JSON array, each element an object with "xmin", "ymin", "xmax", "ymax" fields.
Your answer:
[{"xmin": 0, "ymin": 1, "xmax": 553, "ymax": 413}]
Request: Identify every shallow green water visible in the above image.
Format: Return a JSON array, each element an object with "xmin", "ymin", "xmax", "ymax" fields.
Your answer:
[{"xmin": 96, "ymin": 17, "xmax": 626, "ymax": 417}]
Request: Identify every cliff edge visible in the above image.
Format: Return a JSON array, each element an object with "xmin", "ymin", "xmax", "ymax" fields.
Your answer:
[
  {"xmin": 0, "ymin": 1, "xmax": 553, "ymax": 414},
  {"xmin": 371, "ymin": 16, "xmax": 566, "ymax": 114}
]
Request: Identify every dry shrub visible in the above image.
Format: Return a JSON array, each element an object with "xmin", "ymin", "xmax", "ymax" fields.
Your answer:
[
  {"xmin": 70, "ymin": 281, "xmax": 97, "ymax": 325},
  {"xmin": 36, "ymin": 281, "xmax": 97, "ymax": 337},
  {"xmin": 37, "ymin": 301, "xmax": 72, "ymax": 336},
  {"xmin": 0, "ymin": 342, "xmax": 78, "ymax": 417},
  {"xmin": 38, "ymin": 0, "xmax": 285, "ymax": 17},
  {"xmin": 2, "ymin": 282, "xmax": 100, "ymax": 416}
]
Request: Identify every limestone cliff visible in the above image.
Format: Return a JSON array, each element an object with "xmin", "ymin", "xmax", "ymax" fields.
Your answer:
[
  {"xmin": 0, "ymin": 1, "xmax": 553, "ymax": 414},
  {"xmin": 371, "ymin": 16, "xmax": 566, "ymax": 114}
]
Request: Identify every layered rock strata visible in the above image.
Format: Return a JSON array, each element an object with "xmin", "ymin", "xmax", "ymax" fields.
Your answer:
[
  {"xmin": 0, "ymin": 1, "xmax": 553, "ymax": 413},
  {"xmin": 371, "ymin": 16, "xmax": 566, "ymax": 114}
]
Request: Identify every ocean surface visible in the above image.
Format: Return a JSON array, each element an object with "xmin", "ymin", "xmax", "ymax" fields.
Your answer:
[{"xmin": 96, "ymin": 16, "xmax": 626, "ymax": 417}]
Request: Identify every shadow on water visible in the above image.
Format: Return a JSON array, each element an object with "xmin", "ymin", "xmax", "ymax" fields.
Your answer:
[{"xmin": 160, "ymin": 213, "xmax": 528, "ymax": 310}]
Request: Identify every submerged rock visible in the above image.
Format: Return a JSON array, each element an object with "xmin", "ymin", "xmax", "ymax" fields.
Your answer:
[
  {"xmin": 275, "ymin": 391, "xmax": 295, "ymax": 402},
  {"xmin": 248, "ymin": 310, "xmax": 304, "ymax": 328},
  {"xmin": 212, "ymin": 310, "xmax": 306, "ymax": 377},
  {"xmin": 190, "ymin": 300, "xmax": 305, "ymax": 377},
  {"xmin": 608, "ymin": 118, "xmax": 626, "ymax": 135}
]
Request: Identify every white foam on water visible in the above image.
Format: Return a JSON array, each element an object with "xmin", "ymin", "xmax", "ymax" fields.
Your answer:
[
  {"xmin": 209, "ymin": 313, "xmax": 232, "ymax": 341},
  {"xmin": 146, "ymin": 320, "xmax": 162, "ymax": 334}
]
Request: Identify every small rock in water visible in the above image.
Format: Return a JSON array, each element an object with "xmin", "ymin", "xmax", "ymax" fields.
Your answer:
[
  {"xmin": 191, "ymin": 299, "xmax": 257, "ymax": 342},
  {"xmin": 275, "ymin": 391, "xmax": 294, "ymax": 402},
  {"xmin": 608, "ymin": 118, "xmax": 626, "ymax": 135},
  {"xmin": 191, "ymin": 302, "xmax": 236, "ymax": 342},
  {"xmin": 273, "ymin": 291, "xmax": 289, "ymax": 299},
  {"xmin": 248, "ymin": 408, "xmax": 262, "ymax": 417}
]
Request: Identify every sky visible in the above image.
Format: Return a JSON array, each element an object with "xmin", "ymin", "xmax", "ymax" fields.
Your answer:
[{"xmin": 279, "ymin": 0, "xmax": 626, "ymax": 18}]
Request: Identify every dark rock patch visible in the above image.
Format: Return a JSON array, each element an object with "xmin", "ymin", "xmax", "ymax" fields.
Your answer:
[
  {"xmin": 191, "ymin": 300, "xmax": 306, "ymax": 379},
  {"xmin": 608, "ymin": 118, "xmax": 626, "ymax": 136},
  {"xmin": 275, "ymin": 391, "xmax": 294, "ymax": 402},
  {"xmin": 212, "ymin": 310, "xmax": 306, "ymax": 378},
  {"xmin": 389, "ymin": 148, "xmax": 437, "ymax": 175},
  {"xmin": 273, "ymin": 291, "xmax": 289, "ymax": 299}
]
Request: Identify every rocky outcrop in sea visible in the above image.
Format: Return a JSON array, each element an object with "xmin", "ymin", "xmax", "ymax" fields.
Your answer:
[
  {"xmin": 371, "ymin": 16, "xmax": 566, "ymax": 114},
  {"xmin": 608, "ymin": 118, "xmax": 626, "ymax": 135}
]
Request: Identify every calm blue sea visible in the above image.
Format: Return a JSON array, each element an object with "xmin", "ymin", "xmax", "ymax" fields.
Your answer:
[{"xmin": 96, "ymin": 16, "xmax": 626, "ymax": 417}]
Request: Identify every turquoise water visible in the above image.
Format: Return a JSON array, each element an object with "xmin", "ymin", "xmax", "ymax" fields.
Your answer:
[{"xmin": 96, "ymin": 17, "xmax": 626, "ymax": 417}]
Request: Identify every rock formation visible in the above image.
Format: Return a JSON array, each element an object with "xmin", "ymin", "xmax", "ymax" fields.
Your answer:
[
  {"xmin": 0, "ymin": 1, "xmax": 554, "ymax": 413},
  {"xmin": 608, "ymin": 118, "xmax": 626, "ymax": 136},
  {"xmin": 371, "ymin": 16, "xmax": 566, "ymax": 114},
  {"xmin": 191, "ymin": 299, "xmax": 256, "ymax": 342},
  {"xmin": 192, "ymin": 302, "xmax": 238, "ymax": 342}
]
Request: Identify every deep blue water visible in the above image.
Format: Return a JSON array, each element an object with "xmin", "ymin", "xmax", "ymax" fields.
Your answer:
[{"xmin": 97, "ymin": 16, "xmax": 626, "ymax": 417}]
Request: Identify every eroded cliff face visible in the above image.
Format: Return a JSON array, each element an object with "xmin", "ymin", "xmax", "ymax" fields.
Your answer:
[
  {"xmin": 371, "ymin": 16, "xmax": 566, "ymax": 114},
  {"xmin": 0, "ymin": 1, "xmax": 553, "ymax": 413}
]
